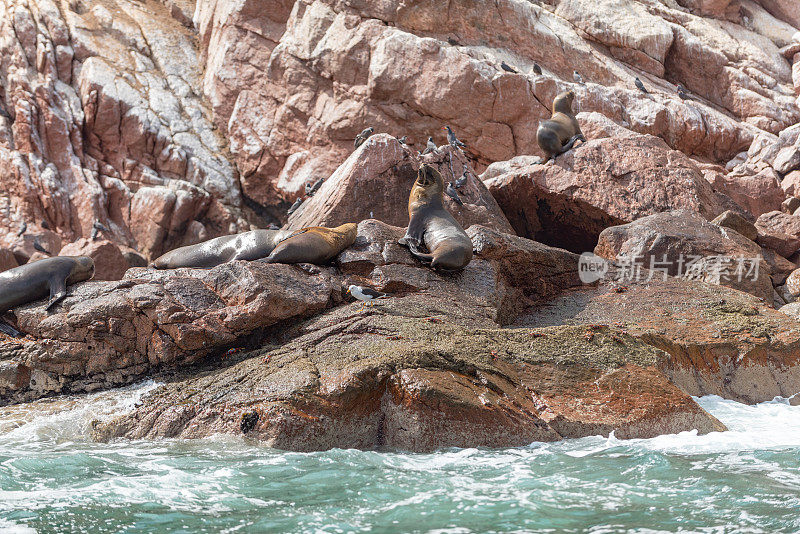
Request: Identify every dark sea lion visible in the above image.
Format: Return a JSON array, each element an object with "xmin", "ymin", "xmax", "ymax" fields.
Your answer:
[
  {"xmin": 536, "ymin": 90, "xmax": 585, "ymax": 162},
  {"xmin": 151, "ymin": 229, "xmax": 293, "ymax": 269},
  {"xmin": 261, "ymin": 223, "xmax": 358, "ymax": 265},
  {"xmin": 398, "ymin": 164, "xmax": 473, "ymax": 271},
  {"xmin": 0, "ymin": 256, "xmax": 94, "ymax": 336}
]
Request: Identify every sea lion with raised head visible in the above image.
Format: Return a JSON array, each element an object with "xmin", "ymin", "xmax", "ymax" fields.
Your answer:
[
  {"xmin": 398, "ymin": 164, "xmax": 473, "ymax": 271},
  {"xmin": 261, "ymin": 223, "xmax": 357, "ymax": 265},
  {"xmin": 151, "ymin": 229, "xmax": 294, "ymax": 269},
  {"xmin": 536, "ymin": 90, "xmax": 585, "ymax": 162},
  {"xmin": 0, "ymin": 256, "xmax": 95, "ymax": 336}
]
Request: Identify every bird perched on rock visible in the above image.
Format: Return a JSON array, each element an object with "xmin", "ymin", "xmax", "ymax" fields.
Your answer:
[
  {"xmin": 445, "ymin": 182, "xmax": 464, "ymax": 206},
  {"xmin": 91, "ymin": 220, "xmax": 109, "ymax": 241},
  {"xmin": 443, "ymin": 126, "xmax": 466, "ymax": 149},
  {"xmin": 33, "ymin": 238, "xmax": 50, "ymax": 255},
  {"xmin": 353, "ymin": 127, "xmax": 374, "ymax": 149},
  {"xmin": 531, "ymin": 62, "xmax": 542, "ymax": 75},
  {"xmin": 676, "ymin": 84, "xmax": 691, "ymax": 100},
  {"xmin": 287, "ymin": 197, "xmax": 303, "ymax": 216},
  {"xmin": 347, "ymin": 284, "xmax": 390, "ymax": 309},
  {"xmin": 397, "ymin": 135, "xmax": 412, "ymax": 146},
  {"xmin": 267, "ymin": 223, "xmax": 281, "ymax": 230},
  {"xmin": 454, "ymin": 170, "xmax": 468, "ymax": 188},
  {"xmin": 634, "ymin": 77, "xmax": 649, "ymax": 94},
  {"xmin": 501, "ymin": 61, "xmax": 518, "ymax": 73},
  {"xmin": 423, "ymin": 136, "xmax": 437, "ymax": 154},
  {"xmin": 305, "ymin": 177, "xmax": 324, "ymax": 197},
  {"xmin": 447, "ymin": 37, "xmax": 459, "ymax": 46},
  {"xmin": 16, "ymin": 221, "xmax": 26, "ymax": 237},
  {"xmin": 573, "ymin": 70, "xmax": 584, "ymax": 84}
]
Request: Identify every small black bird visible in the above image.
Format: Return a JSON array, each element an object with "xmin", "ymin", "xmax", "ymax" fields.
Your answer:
[
  {"xmin": 501, "ymin": 61, "xmax": 518, "ymax": 73},
  {"xmin": 423, "ymin": 137, "xmax": 437, "ymax": 155},
  {"xmin": 531, "ymin": 62, "xmax": 542, "ymax": 75},
  {"xmin": 573, "ymin": 70, "xmax": 584, "ymax": 84},
  {"xmin": 445, "ymin": 183, "xmax": 463, "ymax": 206},
  {"xmin": 454, "ymin": 170, "xmax": 468, "ymax": 188},
  {"xmin": 447, "ymin": 37, "xmax": 459, "ymax": 46},
  {"xmin": 16, "ymin": 221, "xmax": 27, "ymax": 236},
  {"xmin": 634, "ymin": 77, "xmax": 649, "ymax": 94},
  {"xmin": 91, "ymin": 220, "xmax": 109, "ymax": 240},
  {"xmin": 287, "ymin": 197, "xmax": 303, "ymax": 216},
  {"xmin": 353, "ymin": 127, "xmax": 374, "ymax": 149},
  {"xmin": 677, "ymin": 84, "xmax": 690, "ymax": 100},
  {"xmin": 305, "ymin": 177, "xmax": 324, "ymax": 196},
  {"xmin": 397, "ymin": 135, "xmax": 412, "ymax": 146},
  {"xmin": 33, "ymin": 238, "xmax": 50, "ymax": 255},
  {"xmin": 91, "ymin": 226, "xmax": 99, "ymax": 240},
  {"xmin": 41, "ymin": 220, "xmax": 50, "ymax": 229},
  {"xmin": 443, "ymin": 126, "xmax": 466, "ymax": 149}
]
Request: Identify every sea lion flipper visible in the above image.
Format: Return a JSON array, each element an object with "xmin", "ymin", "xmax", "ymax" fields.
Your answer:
[
  {"xmin": 407, "ymin": 242, "xmax": 434, "ymax": 264},
  {"xmin": 403, "ymin": 210, "xmax": 428, "ymax": 249},
  {"xmin": 46, "ymin": 276, "xmax": 67, "ymax": 310},
  {"xmin": 0, "ymin": 319, "xmax": 22, "ymax": 338}
]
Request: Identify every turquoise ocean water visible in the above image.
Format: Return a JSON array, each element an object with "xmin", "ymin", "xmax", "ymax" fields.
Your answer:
[{"xmin": 1, "ymin": 382, "xmax": 799, "ymax": 533}]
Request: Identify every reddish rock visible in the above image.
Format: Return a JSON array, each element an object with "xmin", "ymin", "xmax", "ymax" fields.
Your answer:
[
  {"xmin": 705, "ymin": 167, "xmax": 785, "ymax": 217},
  {"xmin": 711, "ymin": 210, "xmax": 758, "ymax": 242},
  {"xmin": 521, "ymin": 274, "xmax": 800, "ymax": 404},
  {"xmin": 286, "ymin": 135, "xmax": 513, "ymax": 234},
  {"xmin": 90, "ymin": 301, "xmax": 725, "ymax": 451},
  {"xmin": 59, "ymin": 238, "xmax": 128, "ymax": 281},
  {"xmin": 0, "ymin": 248, "xmax": 17, "ymax": 273},
  {"xmin": 483, "ymin": 135, "xmax": 726, "ymax": 252},
  {"xmin": 595, "ymin": 210, "xmax": 773, "ymax": 301},
  {"xmin": 755, "ymin": 211, "xmax": 800, "ymax": 257}
]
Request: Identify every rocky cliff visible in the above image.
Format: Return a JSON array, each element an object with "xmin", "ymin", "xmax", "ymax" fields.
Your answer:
[{"xmin": 2, "ymin": 0, "xmax": 800, "ymax": 451}]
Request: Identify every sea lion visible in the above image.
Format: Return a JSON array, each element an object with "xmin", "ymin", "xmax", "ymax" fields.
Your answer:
[
  {"xmin": 151, "ymin": 229, "xmax": 293, "ymax": 269},
  {"xmin": 261, "ymin": 223, "xmax": 357, "ymax": 265},
  {"xmin": 536, "ymin": 90, "xmax": 585, "ymax": 162},
  {"xmin": 398, "ymin": 164, "xmax": 473, "ymax": 271},
  {"xmin": 0, "ymin": 256, "xmax": 95, "ymax": 336}
]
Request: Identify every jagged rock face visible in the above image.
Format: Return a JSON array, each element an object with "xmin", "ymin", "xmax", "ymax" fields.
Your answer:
[
  {"xmin": 197, "ymin": 0, "xmax": 799, "ymax": 211},
  {"xmin": 0, "ymin": 0, "xmax": 249, "ymax": 261},
  {"xmin": 1, "ymin": 0, "xmax": 799, "ymax": 260},
  {"xmin": 481, "ymin": 135, "xmax": 728, "ymax": 252}
]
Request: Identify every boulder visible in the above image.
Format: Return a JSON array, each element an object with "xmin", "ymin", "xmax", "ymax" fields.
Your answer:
[
  {"xmin": 755, "ymin": 211, "xmax": 800, "ymax": 257},
  {"xmin": 483, "ymin": 135, "xmax": 726, "ymax": 252},
  {"xmin": 706, "ymin": 167, "xmax": 785, "ymax": 218},
  {"xmin": 595, "ymin": 210, "xmax": 773, "ymax": 301},
  {"xmin": 782, "ymin": 197, "xmax": 800, "ymax": 214},
  {"xmin": 711, "ymin": 210, "xmax": 758, "ymax": 241},
  {"xmin": 59, "ymin": 239, "xmax": 128, "ymax": 281},
  {"xmin": 286, "ymin": 135, "xmax": 513, "ymax": 235},
  {"xmin": 0, "ymin": 248, "xmax": 17, "ymax": 273}
]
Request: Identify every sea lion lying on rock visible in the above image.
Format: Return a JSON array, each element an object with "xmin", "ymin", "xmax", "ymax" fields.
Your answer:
[
  {"xmin": 399, "ymin": 164, "xmax": 473, "ymax": 271},
  {"xmin": 536, "ymin": 90, "xmax": 585, "ymax": 162},
  {"xmin": 0, "ymin": 256, "xmax": 95, "ymax": 336},
  {"xmin": 260, "ymin": 223, "xmax": 358, "ymax": 265},
  {"xmin": 151, "ymin": 229, "xmax": 294, "ymax": 269}
]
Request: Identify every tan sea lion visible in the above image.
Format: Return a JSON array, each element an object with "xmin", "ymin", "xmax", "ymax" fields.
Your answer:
[
  {"xmin": 261, "ymin": 223, "xmax": 358, "ymax": 265},
  {"xmin": 398, "ymin": 164, "xmax": 473, "ymax": 271},
  {"xmin": 0, "ymin": 256, "xmax": 95, "ymax": 336},
  {"xmin": 536, "ymin": 90, "xmax": 585, "ymax": 162},
  {"xmin": 151, "ymin": 229, "xmax": 294, "ymax": 269}
]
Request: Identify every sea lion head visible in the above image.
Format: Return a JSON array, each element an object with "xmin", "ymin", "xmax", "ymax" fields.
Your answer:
[
  {"xmin": 67, "ymin": 256, "xmax": 95, "ymax": 283},
  {"xmin": 415, "ymin": 164, "xmax": 444, "ymax": 194},
  {"xmin": 552, "ymin": 90, "xmax": 576, "ymax": 114}
]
